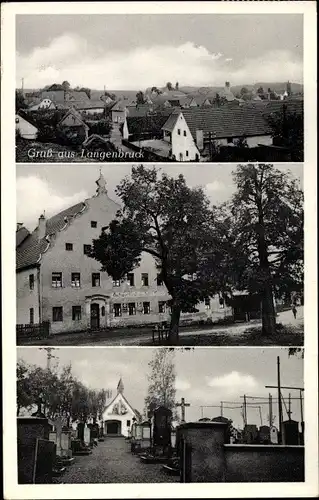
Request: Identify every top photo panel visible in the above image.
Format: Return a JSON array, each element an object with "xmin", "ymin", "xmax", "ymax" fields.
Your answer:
[{"xmin": 15, "ymin": 13, "xmax": 303, "ymax": 163}]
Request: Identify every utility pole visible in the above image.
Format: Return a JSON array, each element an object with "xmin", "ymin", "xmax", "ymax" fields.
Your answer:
[
  {"xmin": 269, "ymin": 393, "xmax": 273, "ymax": 426},
  {"xmin": 277, "ymin": 356, "xmax": 284, "ymax": 444},
  {"xmin": 40, "ymin": 347, "xmax": 57, "ymax": 371},
  {"xmin": 21, "ymin": 77, "xmax": 24, "ymax": 95},
  {"xmin": 176, "ymin": 397, "xmax": 190, "ymax": 423},
  {"xmin": 243, "ymin": 394, "xmax": 247, "ymax": 426},
  {"xmin": 220, "ymin": 401, "xmax": 223, "ymax": 417}
]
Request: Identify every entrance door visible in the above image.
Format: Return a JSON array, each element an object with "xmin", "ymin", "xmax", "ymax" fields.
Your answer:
[
  {"xmin": 90, "ymin": 303, "xmax": 100, "ymax": 329},
  {"xmin": 105, "ymin": 420, "xmax": 121, "ymax": 435}
]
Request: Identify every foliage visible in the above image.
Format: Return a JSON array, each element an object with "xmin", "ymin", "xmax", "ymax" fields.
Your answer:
[
  {"xmin": 136, "ymin": 91, "xmax": 147, "ymax": 105},
  {"xmin": 151, "ymin": 87, "xmax": 162, "ymax": 95},
  {"xmin": 267, "ymin": 109, "xmax": 304, "ymax": 161},
  {"xmin": 257, "ymin": 86, "xmax": 264, "ymax": 95},
  {"xmin": 166, "ymin": 82, "xmax": 173, "ymax": 91},
  {"xmin": 16, "ymin": 359, "xmax": 108, "ymax": 422},
  {"xmin": 86, "ymin": 119, "xmax": 112, "ymax": 137},
  {"xmin": 288, "ymin": 348, "xmax": 304, "ymax": 359},
  {"xmin": 62, "ymin": 81, "xmax": 71, "ymax": 90},
  {"xmin": 16, "ymin": 90, "xmax": 28, "ymax": 112},
  {"xmin": 228, "ymin": 163, "xmax": 303, "ymax": 334},
  {"xmin": 90, "ymin": 165, "xmax": 230, "ymax": 342},
  {"xmin": 175, "ymin": 82, "xmax": 179, "ymax": 90},
  {"xmin": 144, "ymin": 349, "xmax": 176, "ymax": 415}
]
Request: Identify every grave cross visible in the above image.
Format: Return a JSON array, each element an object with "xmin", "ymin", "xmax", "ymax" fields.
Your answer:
[{"xmin": 176, "ymin": 397, "xmax": 190, "ymax": 423}]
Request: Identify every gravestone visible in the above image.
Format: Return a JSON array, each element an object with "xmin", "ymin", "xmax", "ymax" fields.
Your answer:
[
  {"xmin": 153, "ymin": 406, "xmax": 172, "ymax": 455},
  {"xmin": 60, "ymin": 430, "xmax": 72, "ymax": 458},
  {"xmin": 270, "ymin": 425, "xmax": 279, "ymax": 444},
  {"xmin": 171, "ymin": 429, "xmax": 177, "ymax": 449},
  {"xmin": 259, "ymin": 425, "xmax": 270, "ymax": 444},
  {"xmin": 283, "ymin": 419, "xmax": 300, "ymax": 445},
  {"xmin": 17, "ymin": 417, "xmax": 50, "ymax": 484},
  {"xmin": 77, "ymin": 422, "xmax": 85, "ymax": 441},
  {"xmin": 34, "ymin": 438, "xmax": 56, "ymax": 483},
  {"xmin": 83, "ymin": 425, "xmax": 91, "ymax": 446}
]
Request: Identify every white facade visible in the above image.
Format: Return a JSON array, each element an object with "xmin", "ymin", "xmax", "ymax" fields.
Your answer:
[
  {"xmin": 15, "ymin": 114, "xmax": 38, "ymax": 140},
  {"xmin": 164, "ymin": 113, "xmax": 200, "ymax": 161},
  {"xmin": 102, "ymin": 391, "xmax": 137, "ymax": 437}
]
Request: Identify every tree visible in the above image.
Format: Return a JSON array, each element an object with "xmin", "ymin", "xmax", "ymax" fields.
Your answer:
[
  {"xmin": 62, "ymin": 81, "xmax": 71, "ymax": 91},
  {"xmin": 79, "ymin": 87, "xmax": 91, "ymax": 99},
  {"xmin": 175, "ymin": 82, "xmax": 179, "ymax": 90},
  {"xmin": 136, "ymin": 91, "xmax": 146, "ymax": 105},
  {"xmin": 144, "ymin": 349, "xmax": 176, "ymax": 415},
  {"xmin": 166, "ymin": 82, "xmax": 173, "ymax": 91},
  {"xmin": 151, "ymin": 87, "xmax": 162, "ymax": 95},
  {"xmin": 257, "ymin": 86, "xmax": 264, "ymax": 95},
  {"xmin": 267, "ymin": 107, "xmax": 304, "ymax": 161},
  {"xmin": 17, "ymin": 360, "xmax": 33, "ymax": 416},
  {"xmin": 240, "ymin": 87, "xmax": 249, "ymax": 96},
  {"xmin": 16, "ymin": 90, "xmax": 27, "ymax": 112},
  {"xmin": 90, "ymin": 166, "xmax": 227, "ymax": 343},
  {"xmin": 229, "ymin": 163, "xmax": 303, "ymax": 335}
]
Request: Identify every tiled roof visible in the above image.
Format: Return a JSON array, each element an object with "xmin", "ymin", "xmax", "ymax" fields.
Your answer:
[
  {"xmin": 16, "ymin": 202, "xmax": 86, "ymax": 271},
  {"xmin": 66, "ymin": 91, "xmax": 89, "ymax": 102},
  {"xmin": 161, "ymin": 112, "xmax": 180, "ymax": 132},
  {"xmin": 181, "ymin": 107, "xmax": 272, "ymax": 139},
  {"xmin": 127, "ymin": 112, "xmax": 174, "ymax": 136},
  {"xmin": 72, "ymin": 101, "xmax": 106, "ymax": 110},
  {"xmin": 41, "ymin": 90, "xmax": 65, "ymax": 103},
  {"xmin": 16, "ymin": 227, "xmax": 30, "ymax": 248}
]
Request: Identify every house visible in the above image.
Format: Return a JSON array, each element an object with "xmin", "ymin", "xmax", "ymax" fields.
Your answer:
[
  {"xmin": 182, "ymin": 96, "xmax": 212, "ymax": 108},
  {"xmin": 29, "ymin": 98, "xmax": 56, "ymax": 111},
  {"xmin": 58, "ymin": 109, "xmax": 89, "ymax": 140},
  {"xmin": 123, "ymin": 110, "xmax": 174, "ymax": 141},
  {"xmin": 16, "ymin": 173, "xmax": 232, "ymax": 334},
  {"xmin": 111, "ymin": 101, "xmax": 128, "ymax": 123},
  {"xmin": 41, "ymin": 90, "xmax": 65, "ymax": 103},
  {"xmin": 159, "ymin": 106, "xmax": 274, "ymax": 160},
  {"xmin": 70, "ymin": 101, "xmax": 106, "ymax": 115},
  {"xmin": 101, "ymin": 379, "xmax": 139, "ymax": 437},
  {"xmin": 15, "ymin": 113, "xmax": 39, "ymax": 140}
]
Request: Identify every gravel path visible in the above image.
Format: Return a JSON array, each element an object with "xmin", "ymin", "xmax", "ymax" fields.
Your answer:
[{"xmin": 58, "ymin": 437, "xmax": 178, "ymax": 483}]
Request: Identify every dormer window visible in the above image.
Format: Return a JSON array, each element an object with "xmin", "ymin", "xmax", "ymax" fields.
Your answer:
[
  {"xmin": 65, "ymin": 243, "xmax": 73, "ymax": 251},
  {"xmin": 91, "ymin": 221, "xmax": 97, "ymax": 228}
]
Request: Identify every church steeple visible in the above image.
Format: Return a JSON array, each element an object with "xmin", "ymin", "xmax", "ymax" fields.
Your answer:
[
  {"xmin": 96, "ymin": 169, "xmax": 107, "ymax": 195},
  {"xmin": 117, "ymin": 378, "xmax": 124, "ymax": 394}
]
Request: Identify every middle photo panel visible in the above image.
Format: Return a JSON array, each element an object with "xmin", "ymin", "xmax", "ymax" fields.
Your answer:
[{"xmin": 16, "ymin": 162, "xmax": 304, "ymax": 347}]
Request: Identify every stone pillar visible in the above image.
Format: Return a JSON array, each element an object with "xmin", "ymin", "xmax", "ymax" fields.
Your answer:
[{"xmin": 178, "ymin": 421, "xmax": 228, "ymax": 482}]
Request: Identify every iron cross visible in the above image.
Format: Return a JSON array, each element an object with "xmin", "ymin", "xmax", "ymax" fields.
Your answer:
[{"xmin": 176, "ymin": 397, "xmax": 190, "ymax": 423}]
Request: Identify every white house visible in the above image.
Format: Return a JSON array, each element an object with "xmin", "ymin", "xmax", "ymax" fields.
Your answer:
[
  {"xmin": 162, "ymin": 112, "xmax": 200, "ymax": 161},
  {"xmin": 29, "ymin": 98, "xmax": 56, "ymax": 111},
  {"xmin": 15, "ymin": 114, "xmax": 39, "ymax": 140},
  {"xmin": 101, "ymin": 379, "xmax": 139, "ymax": 437}
]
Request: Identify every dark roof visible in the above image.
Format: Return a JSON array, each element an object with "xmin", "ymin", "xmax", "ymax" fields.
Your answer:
[
  {"xmin": 16, "ymin": 202, "xmax": 86, "ymax": 271},
  {"xmin": 127, "ymin": 112, "xmax": 174, "ymax": 136},
  {"xmin": 16, "ymin": 227, "xmax": 30, "ymax": 248},
  {"xmin": 162, "ymin": 112, "xmax": 180, "ymax": 132},
  {"xmin": 72, "ymin": 101, "xmax": 106, "ymax": 110},
  {"xmin": 180, "ymin": 107, "xmax": 272, "ymax": 139}
]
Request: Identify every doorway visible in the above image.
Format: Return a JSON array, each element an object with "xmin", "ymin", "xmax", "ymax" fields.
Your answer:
[
  {"xmin": 90, "ymin": 303, "xmax": 100, "ymax": 329},
  {"xmin": 105, "ymin": 420, "xmax": 122, "ymax": 435}
]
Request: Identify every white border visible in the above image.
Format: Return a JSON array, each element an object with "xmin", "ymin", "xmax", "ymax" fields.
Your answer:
[{"xmin": 2, "ymin": 1, "xmax": 318, "ymax": 498}]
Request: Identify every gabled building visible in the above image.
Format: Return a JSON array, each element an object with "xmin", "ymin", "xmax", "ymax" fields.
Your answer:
[
  {"xmin": 16, "ymin": 173, "xmax": 232, "ymax": 334},
  {"xmin": 15, "ymin": 113, "xmax": 39, "ymax": 140},
  {"xmin": 101, "ymin": 379, "xmax": 139, "ymax": 437}
]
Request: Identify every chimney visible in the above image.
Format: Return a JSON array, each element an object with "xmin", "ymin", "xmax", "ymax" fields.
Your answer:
[
  {"xmin": 38, "ymin": 214, "xmax": 46, "ymax": 240},
  {"xmin": 16, "ymin": 222, "xmax": 23, "ymax": 231}
]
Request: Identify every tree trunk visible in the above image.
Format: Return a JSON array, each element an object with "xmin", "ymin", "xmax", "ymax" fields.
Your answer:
[
  {"xmin": 169, "ymin": 302, "xmax": 181, "ymax": 345},
  {"xmin": 261, "ymin": 283, "xmax": 276, "ymax": 335}
]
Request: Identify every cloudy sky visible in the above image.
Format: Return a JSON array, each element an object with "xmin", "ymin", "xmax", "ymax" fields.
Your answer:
[
  {"xmin": 16, "ymin": 163, "xmax": 303, "ymax": 231},
  {"xmin": 17, "ymin": 347, "xmax": 303, "ymax": 429},
  {"xmin": 16, "ymin": 14, "xmax": 303, "ymax": 89}
]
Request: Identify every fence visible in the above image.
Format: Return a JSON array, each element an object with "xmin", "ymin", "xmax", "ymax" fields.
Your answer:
[{"xmin": 16, "ymin": 321, "xmax": 50, "ymax": 343}]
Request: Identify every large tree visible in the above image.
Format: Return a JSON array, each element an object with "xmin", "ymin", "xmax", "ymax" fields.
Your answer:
[
  {"xmin": 15, "ymin": 90, "xmax": 27, "ymax": 112},
  {"xmin": 144, "ymin": 349, "xmax": 176, "ymax": 415},
  {"xmin": 90, "ymin": 166, "xmax": 228, "ymax": 343},
  {"xmin": 267, "ymin": 108, "xmax": 304, "ymax": 161},
  {"xmin": 136, "ymin": 91, "xmax": 146, "ymax": 105},
  {"xmin": 229, "ymin": 163, "xmax": 303, "ymax": 335}
]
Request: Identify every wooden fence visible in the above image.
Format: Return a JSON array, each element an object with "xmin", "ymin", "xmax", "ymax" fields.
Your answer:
[{"xmin": 16, "ymin": 321, "xmax": 50, "ymax": 343}]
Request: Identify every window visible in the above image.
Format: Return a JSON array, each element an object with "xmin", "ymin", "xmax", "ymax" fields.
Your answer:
[
  {"xmin": 186, "ymin": 150, "xmax": 189, "ymax": 157},
  {"xmin": 101, "ymin": 306, "xmax": 105, "ymax": 317},
  {"xmin": 177, "ymin": 128, "xmax": 181, "ymax": 135},
  {"xmin": 83, "ymin": 244, "xmax": 92, "ymax": 255},
  {"xmin": 72, "ymin": 305, "xmax": 81, "ymax": 321},
  {"xmin": 183, "ymin": 130, "xmax": 187, "ymax": 137},
  {"xmin": 141, "ymin": 273, "xmax": 149, "ymax": 286},
  {"xmin": 156, "ymin": 274, "xmax": 163, "ymax": 286},
  {"xmin": 52, "ymin": 272, "xmax": 62, "ymax": 288},
  {"xmin": 29, "ymin": 274, "xmax": 34, "ymax": 290},
  {"xmin": 71, "ymin": 273, "xmax": 80, "ymax": 288},
  {"xmin": 92, "ymin": 273, "xmax": 100, "ymax": 287},
  {"xmin": 113, "ymin": 303, "xmax": 122, "ymax": 317},
  {"xmin": 219, "ymin": 297, "xmax": 225, "ymax": 309},
  {"xmin": 127, "ymin": 273, "xmax": 135, "ymax": 286},
  {"xmin": 128, "ymin": 302, "xmax": 136, "ymax": 316},
  {"xmin": 227, "ymin": 137, "xmax": 234, "ymax": 144},
  {"xmin": 113, "ymin": 279, "xmax": 121, "ymax": 287},
  {"xmin": 29, "ymin": 308, "xmax": 34, "ymax": 325},
  {"xmin": 91, "ymin": 221, "xmax": 97, "ymax": 228},
  {"xmin": 65, "ymin": 243, "xmax": 73, "ymax": 251},
  {"xmin": 126, "ymin": 420, "xmax": 131, "ymax": 427},
  {"xmin": 52, "ymin": 306, "xmax": 63, "ymax": 322},
  {"xmin": 143, "ymin": 302, "xmax": 150, "ymax": 315},
  {"xmin": 159, "ymin": 301, "xmax": 166, "ymax": 313},
  {"xmin": 179, "ymin": 153, "xmax": 183, "ymax": 161},
  {"xmin": 204, "ymin": 297, "xmax": 211, "ymax": 310}
]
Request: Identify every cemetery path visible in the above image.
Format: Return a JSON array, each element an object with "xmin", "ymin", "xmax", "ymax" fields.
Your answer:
[{"xmin": 58, "ymin": 437, "xmax": 178, "ymax": 483}]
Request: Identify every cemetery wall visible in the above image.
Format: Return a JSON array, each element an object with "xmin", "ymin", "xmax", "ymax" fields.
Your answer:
[{"xmin": 224, "ymin": 444, "xmax": 304, "ymax": 482}]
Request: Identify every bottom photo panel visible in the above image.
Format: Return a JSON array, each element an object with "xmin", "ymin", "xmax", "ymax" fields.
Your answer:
[{"xmin": 16, "ymin": 347, "xmax": 304, "ymax": 484}]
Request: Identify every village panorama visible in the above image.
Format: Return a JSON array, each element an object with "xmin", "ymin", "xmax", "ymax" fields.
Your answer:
[{"xmin": 16, "ymin": 163, "xmax": 304, "ymax": 347}]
